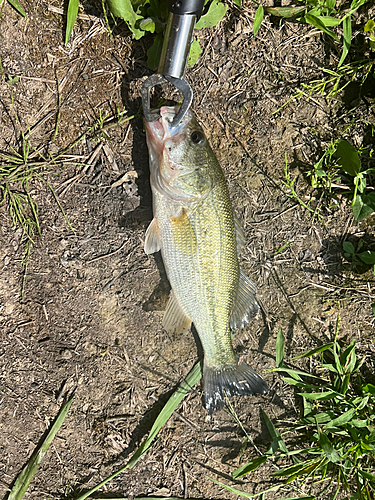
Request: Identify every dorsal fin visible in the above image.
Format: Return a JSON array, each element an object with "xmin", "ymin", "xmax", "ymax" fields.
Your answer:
[
  {"xmin": 234, "ymin": 214, "xmax": 246, "ymax": 253},
  {"xmin": 230, "ymin": 268, "xmax": 259, "ymax": 331}
]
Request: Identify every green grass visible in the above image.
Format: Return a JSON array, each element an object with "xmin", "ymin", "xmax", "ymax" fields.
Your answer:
[
  {"xmin": 282, "ymin": 153, "xmax": 323, "ymax": 221},
  {"xmin": 220, "ymin": 328, "xmax": 375, "ymax": 500},
  {"xmin": 305, "ymin": 135, "xmax": 375, "ymax": 222},
  {"xmin": 1, "ymin": 0, "xmax": 26, "ymax": 18},
  {"xmin": 0, "ymin": 133, "xmax": 73, "ymax": 267},
  {"xmin": 8, "ymin": 392, "xmax": 75, "ymax": 500}
]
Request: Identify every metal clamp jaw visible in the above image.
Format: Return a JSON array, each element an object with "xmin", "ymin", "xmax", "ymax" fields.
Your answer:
[{"xmin": 142, "ymin": 0, "xmax": 205, "ymax": 128}]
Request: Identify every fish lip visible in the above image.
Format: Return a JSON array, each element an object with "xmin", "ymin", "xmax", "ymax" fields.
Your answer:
[
  {"xmin": 144, "ymin": 106, "xmax": 176, "ymax": 142},
  {"xmin": 144, "ymin": 105, "xmax": 192, "ymax": 152}
]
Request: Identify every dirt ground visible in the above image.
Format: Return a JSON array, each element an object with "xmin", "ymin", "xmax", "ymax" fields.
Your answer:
[{"xmin": 0, "ymin": 1, "xmax": 375, "ymax": 499}]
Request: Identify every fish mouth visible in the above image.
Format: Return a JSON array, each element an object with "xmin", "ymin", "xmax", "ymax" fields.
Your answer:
[{"xmin": 144, "ymin": 106, "xmax": 191, "ymax": 154}]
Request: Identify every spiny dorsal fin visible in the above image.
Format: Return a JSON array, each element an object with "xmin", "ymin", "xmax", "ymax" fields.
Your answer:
[
  {"xmin": 162, "ymin": 292, "xmax": 192, "ymax": 335},
  {"xmin": 230, "ymin": 268, "xmax": 259, "ymax": 331},
  {"xmin": 144, "ymin": 218, "xmax": 161, "ymax": 255}
]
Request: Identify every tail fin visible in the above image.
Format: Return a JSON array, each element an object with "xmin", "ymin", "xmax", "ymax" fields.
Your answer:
[{"xmin": 203, "ymin": 361, "xmax": 269, "ymax": 414}]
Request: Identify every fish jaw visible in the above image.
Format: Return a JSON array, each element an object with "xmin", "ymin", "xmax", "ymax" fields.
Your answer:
[
  {"xmin": 144, "ymin": 105, "xmax": 191, "ymax": 156},
  {"xmin": 145, "ymin": 106, "xmax": 209, "ymax": 204}
]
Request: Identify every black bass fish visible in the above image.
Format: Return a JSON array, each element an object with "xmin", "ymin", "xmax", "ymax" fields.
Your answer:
[{"xmin": 144, "ymin": 106, "xmax": 268, "ymax": 413}]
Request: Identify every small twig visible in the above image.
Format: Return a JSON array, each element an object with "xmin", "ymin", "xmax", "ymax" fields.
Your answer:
[
  {"xmin": 86, "ymin": 239, "xmax": 129, "ymax": 264},
  {"xmin": 172, "ymin": 411, "xmax": 197, "ymax": 430},
  {"xmin": 308, "ymin": 282, "xmax": 335, "ymax": 292},
  {"xmin": 182, "ymin": 461, "xmax": 188, "ymax": 499},
  {"xmin": 48, "ymin": 5, "xmax": 97, "ymax": 21},
  {"xmin": 271, "ymin": 204, "xmax": 299, "ymax": 220}
]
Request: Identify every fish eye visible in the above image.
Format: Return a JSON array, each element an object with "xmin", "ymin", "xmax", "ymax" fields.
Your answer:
[{"xmin": 190, "ymin": 130, "xmax": 205, "ymax": 145}]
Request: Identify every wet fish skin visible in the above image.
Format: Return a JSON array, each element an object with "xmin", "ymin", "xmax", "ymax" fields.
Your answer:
[{"xmin": 144, "ymin": 106, "xmax": 268, "ymax": 413}]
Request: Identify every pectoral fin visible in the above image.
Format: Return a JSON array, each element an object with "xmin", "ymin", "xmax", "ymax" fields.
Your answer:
[
  {"xmin": 230, "ymin": 268, "xmax": 259, "ymax": 331},
  {"xmin": 162, "ymin": 292, "xmax": 192, "ymax": 335},
  {"xmin": 144, "ymin": 218, "xmax": 161, "ymax": 255}
]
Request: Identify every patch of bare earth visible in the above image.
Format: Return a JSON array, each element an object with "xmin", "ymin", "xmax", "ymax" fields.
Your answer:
[{"xmin": 0, "ymin": 0, "xmax": 374, "ymax": 498}]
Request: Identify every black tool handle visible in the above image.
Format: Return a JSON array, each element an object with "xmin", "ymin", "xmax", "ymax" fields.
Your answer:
[{"xmin": 168, "ymin": 0, "xmax": 205, "ymax": 17}]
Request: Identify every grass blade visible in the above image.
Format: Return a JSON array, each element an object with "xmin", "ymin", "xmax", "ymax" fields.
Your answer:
[
  {"xmin": 253, "ymin": 4, "xmax": 264, "ymax": 36},
  {"xmin": 276, "ymin": 328, "xmax": 285, "ymax": 367},
  {"xmin": 304, "ymin": 13, "xmax": 339, "ymax": 41},
  {"xmin": 208, "ymin": 477, "xmax": 282, "ymax": 498},
  {"xmin": 7, "ymin": 0, "xmax": 26, "ymax": 17},
  {"xmin": 232, "ymin": 455, "xmax": 268, "ymax": 478},
  {"xmin": 358, "ymin": 469, "xmax": 375, "ymax": 483},
  {"xmin": 8, "ymin": 392, "xmax": 75, "ymax": 500},
  {"xmin": 262, "ymin": 409, "xmax": 288, "ymax": 454},
  {"xmin": 127, "ymin": 360, "xmax": 201, "ymax": 468},
  {"xmin": 293, "ymin": 343, "xmax": 334, "ymax": 360},
  {"xmin": 271, "ymin": 459, "xmax": 320, "ymax": 478},
  {"xmin": 65, "ymin": 0, "xmax": 79, "ymax": 44},
  {"xmin": 298, "ymin": 391, "xmax": 337, "ymax": 400},
  {"xmin": 265, "ymin": 6, "xmax": 306, "ymax": 18},
  {"xmin": 323, "ymin": 408, "xmax": 356, "ymax": 429},
  {"xmin": 338, "ymin": 15, "xmax": 352, "ymax": 67},
  {"xmin": 318, "ymin": 432, "xmax": 341, "ymax": 463},
  {"xmin": 75, "ymin": 362, "xmax": 202, "ymax": 500}
]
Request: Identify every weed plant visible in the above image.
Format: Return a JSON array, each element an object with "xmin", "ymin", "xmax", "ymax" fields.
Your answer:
[
  {"xmin": 65, "ymin": 0, "xmax": 228, "ymax": 68},
  {"xmin": 0, "ymin": 103, "xmax": 133, "ymax": 270},
  {"xmin": 343, "ymin": 239, "xmax": 375, "ymax": 276},
  {"xmin": 1, "ymin": 134, "xmax": 48, "ymax": 262},
  {"xmin": 307, "ymin": 137, "xmax": 375, "ymax": 221},
  {"xmin": 0, "ymin": 131, "xmax": 76, "ymax": 269},
  {"xmin": 226, "ymin": 330, "xmax": 375, "ymax": 500},
  {"xmin": 258, "ymin": 0, "xmax": 371, "ymax": 67}
]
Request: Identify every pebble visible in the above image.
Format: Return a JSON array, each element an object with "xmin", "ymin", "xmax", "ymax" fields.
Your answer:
[{"xmin": 60, "ymin": 349, "xmax": 72, "ymax": 360}]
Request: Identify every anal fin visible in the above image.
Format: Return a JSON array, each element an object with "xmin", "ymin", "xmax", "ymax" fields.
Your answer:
[
  {"xmin": 230, "ymin": 268, "xmax": 259, "ymax": 331},
  {"xmin": 144, "ymin": 218, "xmax": 161, "ymax": 255},
  {"xmin": 162, "ymin": 292, "xmax": 192, "ymax": 335}
]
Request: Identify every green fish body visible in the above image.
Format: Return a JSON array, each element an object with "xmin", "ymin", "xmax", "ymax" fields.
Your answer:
[{"xmin": 144, "ymin": 106, "xmax": 268, "ymax": 413}]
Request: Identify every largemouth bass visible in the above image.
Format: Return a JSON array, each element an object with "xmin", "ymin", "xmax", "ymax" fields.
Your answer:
[{"xmin": 144, "ymin": 106, "xmax": 268, "ymax": 413}]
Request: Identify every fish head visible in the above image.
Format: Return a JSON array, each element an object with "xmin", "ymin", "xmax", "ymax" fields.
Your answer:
[{"xmin": 145, "ymin": 106, "xmax": 212, "ymax": 204}]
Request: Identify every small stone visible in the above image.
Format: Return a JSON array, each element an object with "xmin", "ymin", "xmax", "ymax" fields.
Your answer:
[
  {"xmin": 4, "ymin": 302, "xmax": 15, "ymax": 315},
  {"xmin": 60, "ymin": 349, "xmax": 72, "ymax": 360},
  {"xmin": 59, "ymin": 239, "xmax": 69, "ymax": 249}
]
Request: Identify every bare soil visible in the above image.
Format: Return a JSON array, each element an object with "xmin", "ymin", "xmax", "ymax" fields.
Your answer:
[{"xmin": 0, "ymin": 1, "xmax": 374, "ymax": 499}]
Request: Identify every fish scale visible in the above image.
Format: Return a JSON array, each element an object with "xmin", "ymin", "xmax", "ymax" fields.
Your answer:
[{"xmin": 144, "ymin": 106, "xmax": 269, "ymax": 413}]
